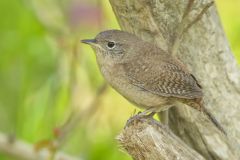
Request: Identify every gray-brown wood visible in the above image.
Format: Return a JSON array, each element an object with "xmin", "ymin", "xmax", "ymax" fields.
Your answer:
[
  {"xmin": 109, "ymin": 0, "xmax": 240, "ymax": 159},
  {"xmin": 118, "ymin": 116, "xmax": 205, "ymax": 160}
]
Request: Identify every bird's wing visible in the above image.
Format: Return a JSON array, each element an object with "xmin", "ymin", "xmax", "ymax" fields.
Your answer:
[{"xmin": 123, "ymin": 54, "xmax": 203, "ymax": 99}]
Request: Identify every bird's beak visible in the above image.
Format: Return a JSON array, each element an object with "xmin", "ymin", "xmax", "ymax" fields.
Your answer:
[{"xmin": 81, "ymin": 39, "xmax": 96, "ymax": 45}]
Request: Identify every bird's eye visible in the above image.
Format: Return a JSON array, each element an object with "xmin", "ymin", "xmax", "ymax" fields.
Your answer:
[{"xmin": 107, "ymin": 41, "xmax": 115, "ymax": 49}]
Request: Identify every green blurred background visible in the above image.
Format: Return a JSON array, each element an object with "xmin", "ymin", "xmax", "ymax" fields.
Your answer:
[{"xmin": 0, "ymin": 0, "xmax": 239, "ymax": 159}]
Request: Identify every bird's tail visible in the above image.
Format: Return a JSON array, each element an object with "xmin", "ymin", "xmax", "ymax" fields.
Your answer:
[
  {"xmin": 202, "ymin": 107, "xmax": 226, "ymax": 135},
  {"xmin": 186, "ymin": 99, "xmax": 227, "ymax": 135}
]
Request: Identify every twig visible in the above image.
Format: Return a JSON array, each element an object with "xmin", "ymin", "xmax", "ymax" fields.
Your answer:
[
  {"xmin": 182, "ymin": 0, "xmax": 195, "ymax": 19},
  {"xmin": 0, "ymin": 132, "xmax": 80, "ymax": 160},
  {"xmin": 182, "ymin": 1, "xmax": 214, "ymax": 34},
  {"xmin": 171, "ymin": 1, "xmax": 214, "ymax": 56},
  {"xmin": 55, "ymin": 83, "xmax": 108, "ymax": 146},
  {"xmin": 171, "ymin": 0, "xmax": 195, "ymax": 55}
]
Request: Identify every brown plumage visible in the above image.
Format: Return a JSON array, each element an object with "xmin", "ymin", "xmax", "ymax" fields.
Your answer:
[{"xmin": 81, "ymin": 30, "xmax": 226, "ymax": 134}]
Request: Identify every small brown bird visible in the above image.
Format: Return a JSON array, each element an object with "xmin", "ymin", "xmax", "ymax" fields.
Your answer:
[{"xmin": 81, "ymin": 30, "xmax": 225, "ymax": 134}]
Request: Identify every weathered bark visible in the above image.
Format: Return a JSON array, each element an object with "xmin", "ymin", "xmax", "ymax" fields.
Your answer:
[
  {"xmin": 109, "ymin": 0, "xmax": 240, "ymax": 159},
  {"xmin": 118, "ymin": 116, "xmax": 205, "ymax": 160}
]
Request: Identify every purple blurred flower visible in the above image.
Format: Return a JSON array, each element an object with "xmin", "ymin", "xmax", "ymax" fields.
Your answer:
[{"xmin": 68, "ymin": 2, "xmax": 103, "ymax": 28}]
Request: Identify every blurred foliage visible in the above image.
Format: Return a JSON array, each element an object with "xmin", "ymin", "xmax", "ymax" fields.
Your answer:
[
  {"xmin": 0, "ymin": 0, "xmax": 239, "ymax": 160},
  {"xmin": 216, "ymin": 0, "xmax": 240, "ymax": 62}
]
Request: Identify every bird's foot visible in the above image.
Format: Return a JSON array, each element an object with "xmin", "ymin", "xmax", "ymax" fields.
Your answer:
[
  {"xmin": 137, "ymin": 111, "xmax": 156, "ymax": 118},
  {"xmin": 136, "ymin": 107, "xmax": 157, "ymax": 119},
  {"xmin": 125, "ymin": 111, "xmax": 156, "ymax": 128}
]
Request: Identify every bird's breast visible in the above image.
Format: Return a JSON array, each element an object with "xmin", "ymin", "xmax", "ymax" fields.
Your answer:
[{"xmin": 99, "ymin": 64, "xmax": 169, "ymax": 109}]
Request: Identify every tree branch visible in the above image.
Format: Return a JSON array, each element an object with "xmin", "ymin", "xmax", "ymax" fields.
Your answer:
[
  {"xmin": 0, "ymin": 132, "xmax": 79, "ymax": 160},
  {"xmin": 117, "ymin": 115, "xmax": 205, "ymax": 160}
]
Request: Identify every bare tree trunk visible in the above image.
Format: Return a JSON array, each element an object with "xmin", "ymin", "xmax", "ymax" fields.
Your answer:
[{"xmin": 109, "ymin": 0, "xmax": 240, "ymax": 159}]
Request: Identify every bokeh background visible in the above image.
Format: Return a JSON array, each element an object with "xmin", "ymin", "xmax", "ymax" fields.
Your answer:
[{"xmin": 0, "ymin": 0, "xmax": 239, "ymax": 159}]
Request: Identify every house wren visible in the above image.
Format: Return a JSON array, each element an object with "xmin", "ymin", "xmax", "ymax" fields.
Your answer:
[{"xmin": 81, "ymin": 30, "xmax": 225, "ymax": 134}]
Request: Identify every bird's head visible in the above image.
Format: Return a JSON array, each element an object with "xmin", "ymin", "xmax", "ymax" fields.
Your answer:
[{"xmin": 81, "ymin": 30, "xmax": 141, "ymax": 64}]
